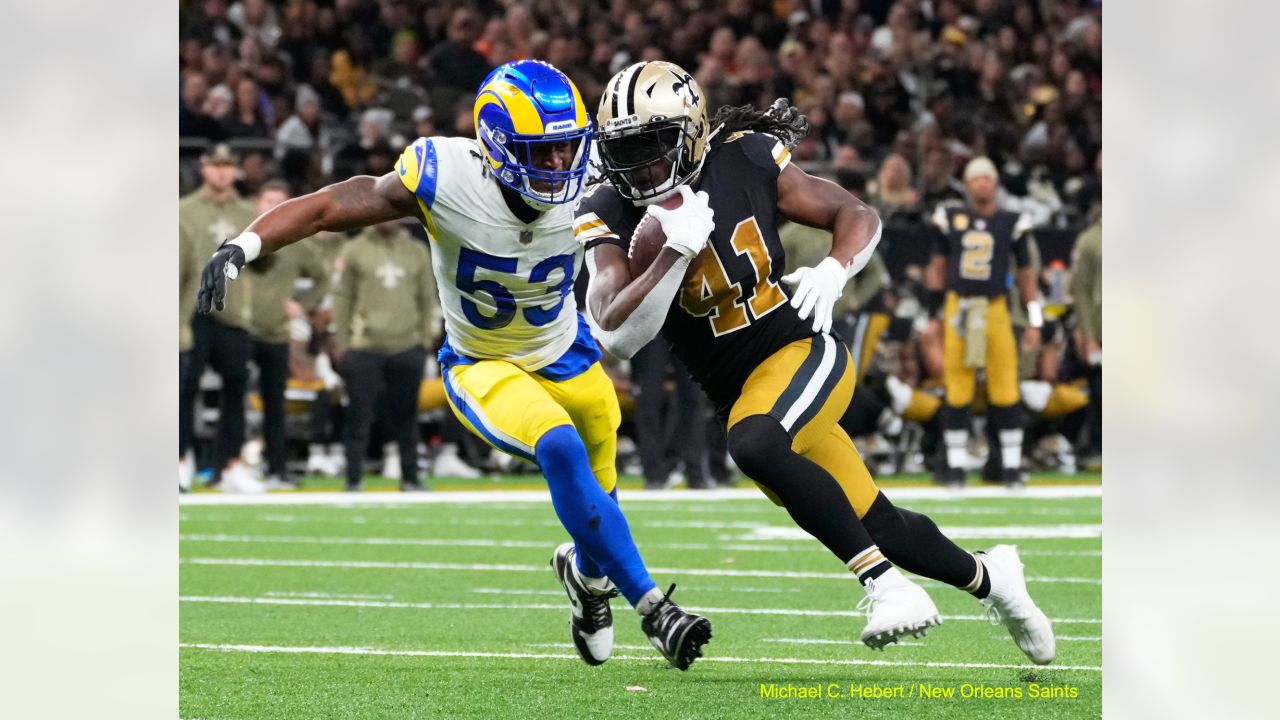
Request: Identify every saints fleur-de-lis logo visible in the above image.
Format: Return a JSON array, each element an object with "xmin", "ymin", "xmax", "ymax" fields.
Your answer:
[{"xmin": 668, "ymin": 69, "xmax": 700, "ymax": 106}]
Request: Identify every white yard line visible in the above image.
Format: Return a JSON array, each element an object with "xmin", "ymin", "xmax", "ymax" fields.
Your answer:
[
  {"xmin": 262, "ymin": 590, "xmax": 394, "ymax": 600},
  {"xmin": 529, "ymin": 643, "xmax": 656, "ymax": 651},
  {"xmin": 181, "ymin": 531, "xmax": 1102, "ymax": 553},
  {"xmin": 472, "ymin": 586, "xmax": 804, "ymax": 597},
  {"xmin": 179, "ymin": 486, "xmax": 1101, "ymax": 506},
  {"xmin": 763, "ymin": 637, "xmax": 925, "ymax": 647},
  {"xmin": 736, "ymin": 525, "xmax": 1102, "ymax": 541},
  {"xmin": 182, "ymin": 557, "xmax": 1100, "ymax": 584},
  {"xmin": 179, "ymin": 642, "xmax": 1101, "ymax": 672},
  {"xmin": 179, "ymin": 594, "xmax": 1102, "ymax": 624}
]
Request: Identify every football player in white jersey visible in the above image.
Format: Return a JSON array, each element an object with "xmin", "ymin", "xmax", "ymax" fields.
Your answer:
[{"xmin": 196, "ymin": 60, "xmax": 711, "ymax": 671}]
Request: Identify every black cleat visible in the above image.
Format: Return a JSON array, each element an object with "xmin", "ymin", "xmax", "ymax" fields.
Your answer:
[
  {"xmin": 934, "ymin": 467, "xmax": 966, "ymax": 488},
  {"xmin": 1001, "ymin": 468, "xmax": 1026, "ymax": 489},
  {"xmin": 551, "ymin": 543, "xmax": 618, "ymax": 665},
  {"xmin": 981, "ymin": 462, "xmax": 1003, "ymax": 484},
  {"xmin": 400, "ymin": 480, "xmax": 429, "ymax": 492},
  {"xmin": 640, "ymin": 584, "xmax": 712, "ymax": 671}
]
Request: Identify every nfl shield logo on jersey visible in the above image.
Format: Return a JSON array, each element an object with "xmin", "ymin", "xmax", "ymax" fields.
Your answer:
[{"xmin": 519, "ymin": 230, "xmax": 534, "ymax": 245}]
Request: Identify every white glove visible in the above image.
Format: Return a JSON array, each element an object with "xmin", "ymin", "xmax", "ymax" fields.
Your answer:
[
  {"xmin": 646, "ymin": 184, "xmax": 715, "ymax": 258},
  {"xmin": 781, "ymin": 256, "xmax": 847, "ymax": 334}
]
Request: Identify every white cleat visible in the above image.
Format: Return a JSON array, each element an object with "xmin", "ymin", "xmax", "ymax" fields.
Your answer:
[
  {"xmin": 550, "ymin": 542, "xmax": 617, "ymax": 665},
  {"xmin": 980, "ymin": 544, "xmax": 1056, "ymax": 665},
  {"xmin": 220, "ymin": 463, "xmax": 267, "ymax": 494},
  {"xmin": 857, "ymin": 567, "xmax": 942, "ymax": 649},
  {"xmin": 432, "ymin": 444, "xmax": 481, "ymax": 479},
  {"xmin": 178, "ymin": 454, "xmax": 194, "ymax": 493},
  {"xmin": 381, "ymin": 443, "xmax": 402, "ymax": 480},
  {"xmin": 306, "ymin": 444, "xmax": 341, "ymax": 476}
]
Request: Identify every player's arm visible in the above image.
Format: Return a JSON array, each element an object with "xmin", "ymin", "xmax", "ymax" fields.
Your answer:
[
  {"xmin": 197, "ymin": 172, "xmax": 421, "ymax": 313},
  {"xmin": 582, "ymin": 186, "xmax": 714, "ymax": 359},
  {"xmin": 1013, "ymin": 216, "xmax": 1044, "ymax": 351},
  {"xmin": 775, "ymin": 163, "xmax": 882, "ymax": 333},
  {"xmin": 921, "ymin": 204, "xmax": 950, "ymax": 317}
]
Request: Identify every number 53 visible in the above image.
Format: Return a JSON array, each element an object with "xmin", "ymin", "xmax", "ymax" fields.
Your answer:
[{"xmin": 456, "ymin": 248, "xmax": 575, "ymax": 329}]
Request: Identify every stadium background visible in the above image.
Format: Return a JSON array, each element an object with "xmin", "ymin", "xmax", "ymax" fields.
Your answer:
[{"xmin": 178, "ymin": 0, "xmax": 1102, "ymax": 487}]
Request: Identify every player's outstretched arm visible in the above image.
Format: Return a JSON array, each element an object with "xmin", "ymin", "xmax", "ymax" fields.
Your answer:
[
  {"xmin": 197, "ymin": 172, "xmax": 422, "ymax": 314},
  {"xmin": 775, "ymin": 164, "xmax": 882, "ymax": 332}
]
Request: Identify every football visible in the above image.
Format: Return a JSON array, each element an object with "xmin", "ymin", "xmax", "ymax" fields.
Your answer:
[{"xmin": 628, "ymin": 192, "xmax": 704, "ymax": 281}]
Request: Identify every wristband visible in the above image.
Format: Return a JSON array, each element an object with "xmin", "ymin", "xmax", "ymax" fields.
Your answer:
[
  {"xmin": 229, "ymin": 231, "xmax": 263, "ymax": 263},
  {"xmin": 1027, "ymin": 300, "xmax": 1044, "ymax": 328}
]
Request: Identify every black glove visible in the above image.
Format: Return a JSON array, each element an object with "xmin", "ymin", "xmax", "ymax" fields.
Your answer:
[{"xmin": 196, "ymin": 241, "xmax": 247, "ymax": 314}]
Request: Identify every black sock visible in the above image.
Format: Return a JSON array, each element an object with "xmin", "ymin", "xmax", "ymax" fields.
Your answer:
[
  {"xmin": 861, "ymin": 492, "xmax": 986, "ymax": 593},
  {"xmin": 728, "ymin": 415, "xmax": 879, "ymax": 567},
  {"xmin": 966, "ymin": 555, "xmax": 993, "ymax": 599},
  {"xmin": 847, "ymin": 545, "xmax": 892, "ymax": 585}
]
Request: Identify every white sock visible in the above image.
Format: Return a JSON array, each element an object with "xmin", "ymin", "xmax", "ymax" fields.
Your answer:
[
  {"xmin": 945, "ymin": 430, "xmax": 969, "ymax": 470},
  {"xmin": 1000, "ymin": 429, "xmax": 1023, "ymax": 470},
  {"xmin": 636, "ymin": 587, "xmax": 666, "ymax": 616}
]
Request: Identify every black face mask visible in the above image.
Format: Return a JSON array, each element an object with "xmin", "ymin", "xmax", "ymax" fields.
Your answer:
[{"xmin": 598, "ymin": 120, "xmax": 690, "ymax": 201}]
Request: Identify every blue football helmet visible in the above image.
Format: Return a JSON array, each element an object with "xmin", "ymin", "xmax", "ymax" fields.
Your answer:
[{"xmin": 473, "ymin": 60, "xmax": 593, "ymax": 209}]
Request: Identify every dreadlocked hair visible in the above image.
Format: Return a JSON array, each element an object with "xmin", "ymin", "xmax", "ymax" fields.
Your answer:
[{"xmin": 710, "ymin": 98, "xmax": 811, "ymax": 150}]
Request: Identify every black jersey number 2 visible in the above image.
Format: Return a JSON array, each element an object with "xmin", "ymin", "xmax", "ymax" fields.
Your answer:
[{"xmin": 679, "ymin": 217, "xmax": 789, "ymax": 337}]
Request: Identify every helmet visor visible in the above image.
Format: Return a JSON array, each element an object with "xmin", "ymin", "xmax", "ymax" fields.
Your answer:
[
  {"xmin": 598, "ymin": 118, "xmax": 695, "ymax": 201},
  {"xmin": 487, "ymin": 123, "xmax": 593, "ymax": 205}
]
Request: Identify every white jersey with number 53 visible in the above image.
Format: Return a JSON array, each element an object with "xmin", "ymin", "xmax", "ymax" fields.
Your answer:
[{"xmin": 395, "ymin": 136, "xmax": 582, "ymax": 370}]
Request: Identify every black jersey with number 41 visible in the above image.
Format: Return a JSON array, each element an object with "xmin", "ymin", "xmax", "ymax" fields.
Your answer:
[
  {"xmin": 576, "ymin": 131, "xmax": 814, "ymax": 410},
  {"xmin": 930, "ymin": 203, "xmax": 1035, "ymax": 298}
]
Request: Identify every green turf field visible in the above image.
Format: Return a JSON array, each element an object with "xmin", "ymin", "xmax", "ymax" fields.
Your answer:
[{"xmin": 180, "ymin": 483, "xmax": 1101, "ymax": 719}]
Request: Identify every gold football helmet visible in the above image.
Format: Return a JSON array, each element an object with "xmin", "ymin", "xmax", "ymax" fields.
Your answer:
[{"xmin": 596, "ymin": 61, "xmax": 711, "ymax": 205}]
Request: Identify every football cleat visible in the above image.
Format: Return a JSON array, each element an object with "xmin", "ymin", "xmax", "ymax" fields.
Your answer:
[
  {"xmin": 934, "ymin": 466, "xmax": 965, "ymax": 489},
  {"xmin": 640, "ymin": 584, "xmax": 712, "ymax": 671},
  {"xmin": 381, "ymin": 443, "xmax": 401, "ymax": 480},
  {"xmin": 979, "ymin": 545, "xmax": 1056, "ymax": 664},
  {"xmin": 857, "ymin": 567, "xmax": 942, "ymax": 649},
  {"xmin": 431, "ymin": 444, "xmax": 481, "ymax": 479},
  {"xmin": 1001, "ymin": 467, "xmax": 1027, "ymax": 489},
  {"xmin": 219, "ymin": 463, "xmax": 266, "ymax": 494},
  {"xmin": 550, "ymin": 543, "xmax": 618, "ymax": 666},
  {"xmin": 179, "ymin": 454, "xmax": 194, "ymax": 493}
]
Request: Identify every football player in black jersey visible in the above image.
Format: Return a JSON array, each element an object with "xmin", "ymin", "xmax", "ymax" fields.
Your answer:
[
  {"xmin": 575, "ymin": 61, "xmax": 1055, "ymax": 663},
  {"xmin": 922, "ymin": 158, "xmax": 1047, "ymax": 488}
]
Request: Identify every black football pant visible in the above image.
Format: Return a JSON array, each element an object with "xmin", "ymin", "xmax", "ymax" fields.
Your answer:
[
  {"xmin": 630, "ymin": 339, "xmax": 708, "ymax": 488},
  {"xmin": 1087, "ymin": 364, "xmax": 1102, "ymax": 453},
  {"xmin": 180, "ymin": 313, "xmax": 251, "ymax": 476},
  {"xmin": 252, "ymin": 339, "xmax": 290, "ymax": 479},
  {"xmin": 340, "ymin": 346, "xmax": 427, "ymax": 487}
]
